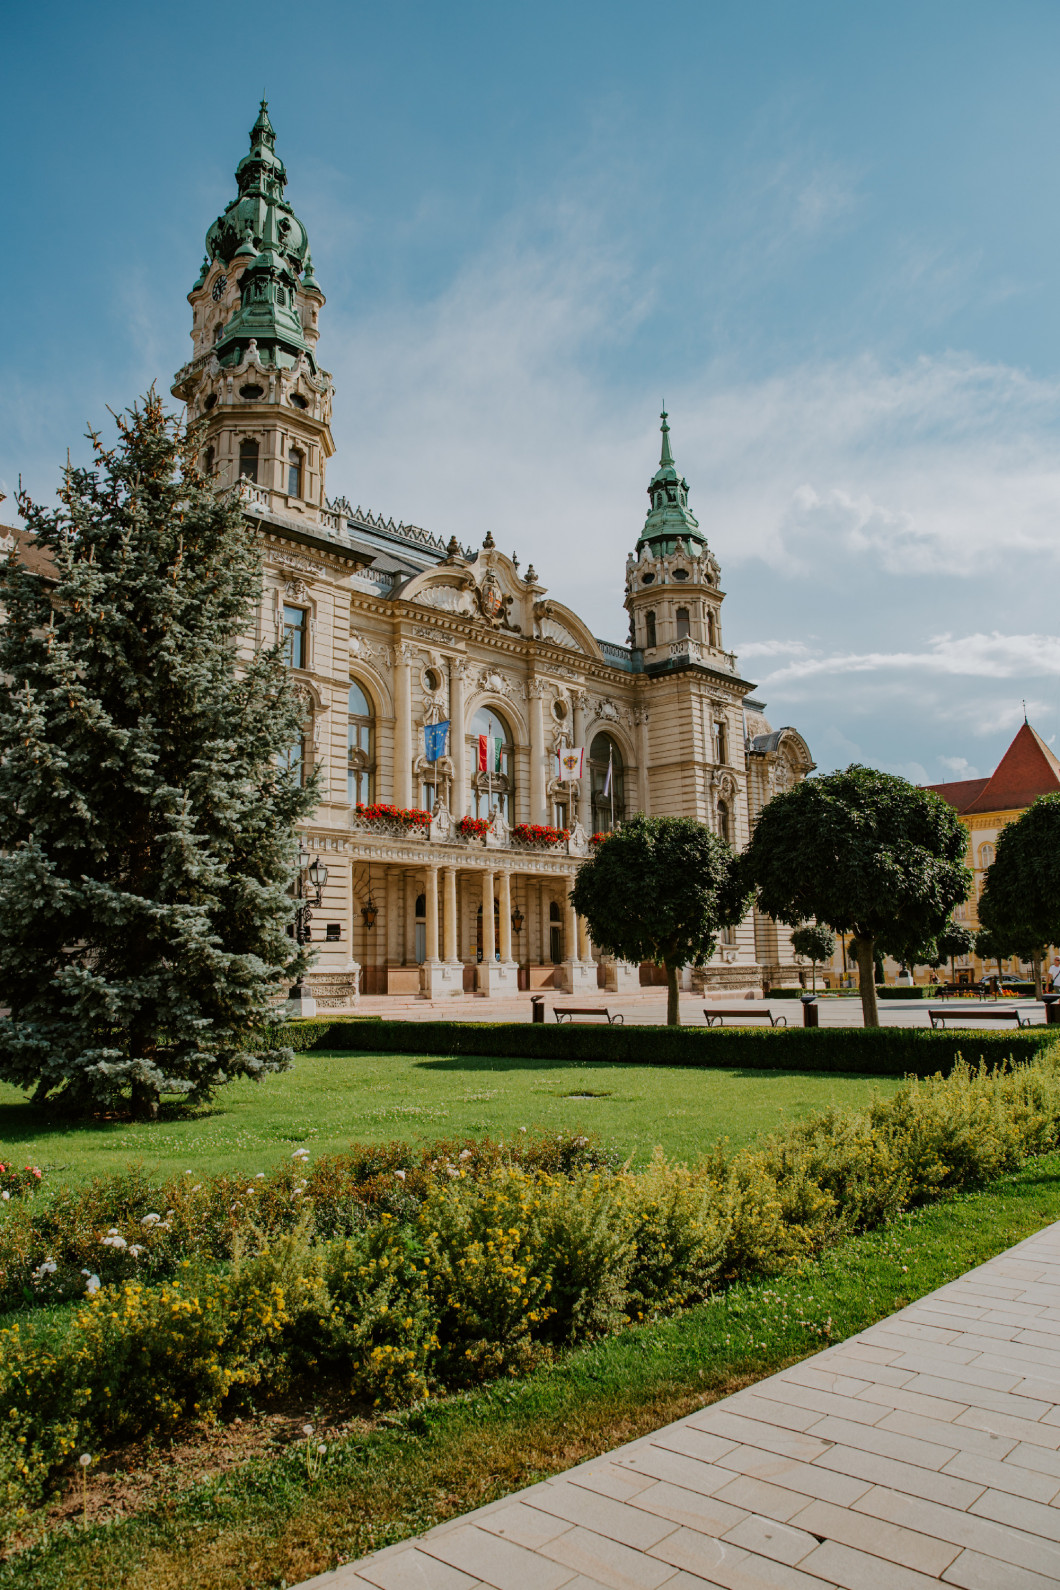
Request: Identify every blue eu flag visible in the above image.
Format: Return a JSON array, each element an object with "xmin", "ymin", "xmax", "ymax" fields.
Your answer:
[{"xmin": 424, "ymin": 720, "xmax": 450, "ymax": 762}]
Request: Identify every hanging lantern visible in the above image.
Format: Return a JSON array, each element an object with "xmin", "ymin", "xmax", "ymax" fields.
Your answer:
[
  {"xmin": 362, "ymin": 900, "xmax": 378, "ymax": 929},
  {"xmin": 511, "ymin": 907, "xmax": 525, "ymax": 933}
]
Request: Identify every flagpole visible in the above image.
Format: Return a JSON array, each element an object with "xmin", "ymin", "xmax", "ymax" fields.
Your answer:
[{"xmin": 609, "ymin": 749, "xmax": 614, "ymax": 830}]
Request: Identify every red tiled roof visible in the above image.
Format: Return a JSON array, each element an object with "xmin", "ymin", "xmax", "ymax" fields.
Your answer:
[
  {"xmin": 926, "ymin": 723, "xmax": 1060, "ymax": 816},
  {"xmin": 923, "ymin": 777, "xmax": 990, "ymax": 811}
]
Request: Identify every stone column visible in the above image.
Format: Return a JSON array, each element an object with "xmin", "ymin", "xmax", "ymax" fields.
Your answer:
[
  {"xmin": 450, "ymin": 660, "xmax": 467, "ymax": 817},
  {"xmin": 385, "ymin": 866, "xmax": 401, "ymax": 995},
  {"xmin": 481, "ymin": 869, "xmax": 496, "ymax": 964},
  {"xmin": 425, "ymin": 865, "xmax": 439, "ymax": 961},
  {"xmin": 561, "ymin": 872, "xmax": 596, "ymax": 994},
  {"xmin": 635, "ymin": 708, "xmax": 651, "ymax": 816},
  {"xmin": 498, "ymin": 870, "xmax": 513, "ymax": 965},
  {"xmin": 578, "ymin": 913, "xmax": 591, "ymax": 961},
  {"xmin": 573, "ymin": 692, "xmax": 591, "ymax": 829},
  {"xmin": 443, "ymin": 866, "xmax": 458, "ymax": 962},
  {"xmin": 394, "ymin": 644, "xmax": 413, "ymax": 807},
  {"xmin": 529, "ymin": 684, "xmax": 546, "ymax": 823}
]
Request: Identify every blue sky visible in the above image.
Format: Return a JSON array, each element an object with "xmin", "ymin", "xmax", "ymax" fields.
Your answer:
[{"xmin": 5, "ymin": 1, "xmax": 1060, "ymax": 782}]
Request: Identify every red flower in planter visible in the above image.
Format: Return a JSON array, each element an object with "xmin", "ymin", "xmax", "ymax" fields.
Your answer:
[
  {"xmin": 511, "ymin": 823, "xmax": 570, "ymax": 846},
  {"xmin": 457, "ymin": 815, "xmax": 491, "ymax": 838},
  {"xmin": 356, "ymin": 803, "xmax": 432, "ymax": 830}
]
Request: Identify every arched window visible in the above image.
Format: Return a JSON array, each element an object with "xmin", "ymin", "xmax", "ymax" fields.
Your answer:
[
  {"xmin": 238, "ymin": 438, "xmax": 259, "ymax": 483},
  {"xmin": 717, "ymin": 799, "xmax": 730, "ymax": 843},
  {"xmin": 287, "ymin": 448, "xmax": 304, "ymax": 498},
  {"xmin": 204, "ymin": 445, "xmax": 215, "ymax": 477},
  {"xmin": 589, "ymin": 732, "xmax": 625, "ymax": 833},
  {"xmin": 549, "ymin": 900, "xmax": 563, "ymax": 964},
  {"xmin": 644, "ymin": 610, "xmax": 657, "ymax": 648},
  {"xmin": 676, "ymin": 607, "xmax": 691, "ymax": 639},
  {"xmin": 468, "ymin": 706, "xmax": 514, "ymax": 820},
  {"xmin": 978, "ymin": 842, "xmax": 996, "ymax": 869},
  {"xmin": 348, "ymin": 680, "xmax": 376, "ymax": 806},
  {"xmin": 707, "ymin": 610, "xmax": 717, "ymax": 647}
]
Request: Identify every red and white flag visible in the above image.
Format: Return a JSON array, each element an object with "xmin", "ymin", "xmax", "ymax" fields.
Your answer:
[
  {"xmin": 558, "ymin": 743, "xmax": 584, "ymax": 780},
  {"xmin": 477, "ymin": 734, "xmax": 502, "ymax": 773}
]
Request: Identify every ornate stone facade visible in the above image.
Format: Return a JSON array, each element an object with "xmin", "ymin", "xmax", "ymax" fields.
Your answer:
[{"xmin": 165, "ymin": 105, "xmax": 816, "ymax": 1004}]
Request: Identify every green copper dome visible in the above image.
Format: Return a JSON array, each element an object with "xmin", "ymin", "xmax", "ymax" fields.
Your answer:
[
  {"xmin": 206, "ymin": 102, "xmax": 318, "ymax": 374},
  {"xmin": 635, "ymin": 410, "xmax": 707, "ymax": 557}
]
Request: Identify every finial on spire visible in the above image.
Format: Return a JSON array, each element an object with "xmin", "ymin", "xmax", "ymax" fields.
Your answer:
[
  {"xmin": 250, "ymin": 98, "xmax": 276, "ymax": 149},
  {"xmin": 1024, "ymin": 698, "xmax": 1028, "ymax": 724},
  {"xmin": 659, "ymin": 405, "xmax": 674, "ymax": 468}
]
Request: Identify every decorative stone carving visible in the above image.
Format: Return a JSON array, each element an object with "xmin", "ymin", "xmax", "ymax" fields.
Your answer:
[
  {"xmin": 484, "ymin": 808, "xmax": 510, "ymax": 849},
  {"xmin": 478, "ymin": 667, "xmax": 514, "ymax": 699},
  {"xmin": 474, "ymin": 566, "xmax": 513, "ymax": 628},
  {"xmin": 429, "ymin": 802, "xmax": 456, "ymax": 843},
  {"xmin": 418, "ymin": 584, "xmax": 473, "ymax": 615},
  {"xmin": 284, "ymin": 578, "xmax": 309, "ymax": 601},
  {"xmin": 567, "ymin": 821, "xmax": 590, "ymax": 858}
]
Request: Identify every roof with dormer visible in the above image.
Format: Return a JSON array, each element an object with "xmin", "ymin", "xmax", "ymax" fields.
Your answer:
[{"xmin": 924, "ymin": 722, "xmax": 1060, "ymax": 816}]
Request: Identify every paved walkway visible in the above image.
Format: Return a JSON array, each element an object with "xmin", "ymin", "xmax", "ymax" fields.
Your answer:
[
  {"xmin": 302, "ymin": 1220, "xmax": 1060, "ymax": 1590},
  {"xmin": 343, "ymin": 992, "xmax": 1050, "ymax": 1029}
]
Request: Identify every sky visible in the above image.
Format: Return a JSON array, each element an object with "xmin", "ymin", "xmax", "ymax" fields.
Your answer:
[{"xmin": 4, "ymin": 0, "xmax": 1060, "ymax": 782}]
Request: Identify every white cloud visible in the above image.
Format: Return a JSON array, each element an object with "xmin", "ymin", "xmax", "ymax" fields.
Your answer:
[
  {"xmin": 759, "ymin": 632, "xmax": 1060, "ymax": 687},
  {"xmin": 938, "ymin": 755, "xmax": 981, "ymax": 779}
]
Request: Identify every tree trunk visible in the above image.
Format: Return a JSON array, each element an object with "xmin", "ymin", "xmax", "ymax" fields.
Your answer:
[
  {"xmin": 131, "ymin": 1079, "xmax": 159, "ymax": 1120},
  {"xmin": 665, "ymin": 961, "xmax": 681, "ymax": 1026},
  {"xmin": 1035, "ymin": 948, "xmax": 1046, "ymax": 998},
  {"xmin": 811, "ymin": 960, "xmax": 817, "ymax": 993},
  {"xmin": 854, "ymin": 934, "xmax": 880, "ymax": 1027}
]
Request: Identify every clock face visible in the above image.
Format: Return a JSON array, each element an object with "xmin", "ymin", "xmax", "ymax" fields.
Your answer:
[{"xmin": 211, "ymin": 273, "xmax": 228, "ymax": 302}]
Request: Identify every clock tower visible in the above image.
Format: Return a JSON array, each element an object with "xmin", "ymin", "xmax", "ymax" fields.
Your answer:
[{"xmin": 172, "ymin": 102, "xmax": 335, "ymax": 523}]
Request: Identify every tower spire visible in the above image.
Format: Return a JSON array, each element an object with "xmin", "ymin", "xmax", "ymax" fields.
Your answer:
[
  {"xmin": 660, "ymin": 406, "xmax": 674, "ymax": 468},
  {"xmin": 635, "ymin": 407, "xmax": 706, "ymax": 555}
]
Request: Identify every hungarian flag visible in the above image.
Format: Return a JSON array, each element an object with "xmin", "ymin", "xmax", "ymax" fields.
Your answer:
[
  {"xmin": 478, "ymin": 734, "xmax": 503, "ymax": 772},
  {"xmin": 558, "ymin": 744, "xmax": 584, "ymax": 780}
]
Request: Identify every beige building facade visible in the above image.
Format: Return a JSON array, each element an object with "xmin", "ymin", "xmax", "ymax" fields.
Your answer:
[{"xmin": 164, "ymin": 104, "xmax": 816, "ymax": 1007}]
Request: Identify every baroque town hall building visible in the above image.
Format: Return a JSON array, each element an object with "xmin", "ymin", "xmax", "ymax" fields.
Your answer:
[{"xmin": 170, "ymin": 104, "xmax": 814, "ymax": 1005}]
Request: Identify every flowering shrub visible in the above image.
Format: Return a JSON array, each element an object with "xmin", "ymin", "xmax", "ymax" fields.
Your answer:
[
  {"xmin": 511, "ymin": 823, "xmax": 569, "ymax": 847},
  {"xmin": 0, "ymin": 1162, "xmax": 43, "ymax": 1202},
  {"xmin": 457, "ymin": 815, "xmax": 490, "ymax": 838},
  {"xmin": 589, "ymin": 832, "xmax": 611, "ymax": 847},
  {"xmin": 5, "ymin": 1052, "xmax": 1060, "ymax": 1522},
  {"xmin": 355, "ymin": 803, "xmax": 432, "ymax": 831},
  {"xmin": 0, "ymin": 1134, "xmax": 616, "ymax": 1314}
]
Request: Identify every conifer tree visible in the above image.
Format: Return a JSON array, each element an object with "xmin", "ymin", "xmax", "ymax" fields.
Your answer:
[{"xmin": 0, "ymin": 394, "xmax": 316, "ymax": 1116}]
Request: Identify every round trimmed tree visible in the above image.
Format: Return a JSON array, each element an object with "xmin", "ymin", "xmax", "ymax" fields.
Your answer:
[
  {"xmin": 790, "ymin": 922, "xmax": 835, "ymax": 992},
  {"xmin": 740, "ymin": 765, "xmax": 970, "ymax": 1027},
  {"xmin": 570, "ymin": 814, "xmax": 749, "ymax": 1025},
  {"xmin": 978, "ymin": 794, "xmax": 1060, "ymax": 995},
  {"xmin": 0, "ymin": 395, "xmax": 317, "ymax": 1116}
]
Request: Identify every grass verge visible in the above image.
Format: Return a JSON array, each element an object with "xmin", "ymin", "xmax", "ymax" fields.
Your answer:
[{"xmin": 8, "ymin": 1150, "xmax": 1060, "ymax": 1590}]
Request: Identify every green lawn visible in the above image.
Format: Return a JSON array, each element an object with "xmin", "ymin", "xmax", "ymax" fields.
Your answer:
[{"xmin": 0, "ymin": 1050, "xmax": 904, "ymax": 1185}]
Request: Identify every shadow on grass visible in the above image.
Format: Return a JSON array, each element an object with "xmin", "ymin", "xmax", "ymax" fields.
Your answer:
[
  {"xmin": 308, "ymin": 1049, "xmax": 877, "ymax": 1087},
  {"xmin": 0, "ymin": 1096, "xmax": 218, "ymax": 1147}
]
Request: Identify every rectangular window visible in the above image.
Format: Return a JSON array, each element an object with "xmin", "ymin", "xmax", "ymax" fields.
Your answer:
[
  {"xmin": 713, "ymin": 720, "xmax": 728, "ymax": 764},
  {"xmin": 422, "ymin": 780, "xmax": 436, "ymax": 810},
  {"xmin": 645, "ymin": 610, "xmax": 657, "ymax": 648},
  {"xmin": 325, "ymin": 923, "xmax": 341, "ymax": 942},
  {"xmin": 278, "ymin": 738, "xmax": 304, "ymax": 784},
  {"xmin": 288, "ymin": 449, "xmax": 304, "ymax": 498},
  {"xmin": 283, "ymin": 605, "xmax": 306, "ymax": 669}
]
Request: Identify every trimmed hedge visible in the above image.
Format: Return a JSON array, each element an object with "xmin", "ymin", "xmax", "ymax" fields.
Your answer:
[
  {"xmin": 877, "ymin": 986, "xmax": 933, "ymax": 1000},
  {"xmin": 285, "ymin": 1018, "xmax": 1054, "ymax": 1078}
]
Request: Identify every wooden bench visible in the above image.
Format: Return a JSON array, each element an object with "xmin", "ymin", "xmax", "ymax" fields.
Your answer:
[
  {"xmin": 554, "ymin": 1006, "xmax": 625, "ymax": 1025},
  {"xmin": 928, "ymin": 1006, "xmax": 1032, "ymax": 1029},
  {"xmin": 704, "ymin": 1007, "xmax": 787, "ymax": 1028}
]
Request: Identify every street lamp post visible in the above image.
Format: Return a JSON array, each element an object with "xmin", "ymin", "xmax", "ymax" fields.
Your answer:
[{"xmin": 288, "ymin": 841, "xmax": 329, "ymax": 1012}]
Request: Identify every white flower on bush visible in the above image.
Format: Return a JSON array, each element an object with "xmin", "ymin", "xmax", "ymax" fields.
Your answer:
[
  {"xmin": 1, "ymin": 1191, "xmax": 9, "ymax": 1202},
  {"xmin": 292, "ymin": 1148, "xmax": 310, "ymax": 1161},
  {"xmin": 128, "ymin": 1244, "xmax": 144, "ymax": 1258},
  {"xmin": 573, "ymin": 1136, "xmax": 589, "ymax": 1148},
  {"xmin": 81, "ymin": 1271, "xmax": 101, "ymax": 1294},
  {"xmin": 394, "ymin": 1170, "xmax": 406, "ymax": 1182},
  {"xmin": 255, "ymin": 1172, "xmax": 265, "ymax": 1179},
  {"xmin": 101, "ymin": 1230, "xmax": 127, "ymax": 1249},
  {"xmin": 459, "ymin": 1149, "xmax": 472, "ymax": 1161},
  {"xmin": 141, "ymin": 1213, "xmax": 161, "ymax": 1227}
]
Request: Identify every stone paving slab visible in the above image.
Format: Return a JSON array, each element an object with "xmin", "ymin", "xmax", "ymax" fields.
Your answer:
[{"xmin": 298, "ymin": 1222, "xmax": 1060, "ymax": 1590}]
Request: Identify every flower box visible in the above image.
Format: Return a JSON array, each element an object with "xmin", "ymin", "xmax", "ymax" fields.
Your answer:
[
  {"xmin": 511, "ymin": 823, "xmax": 570, "ymax": 848},
  {"xmin": 457, "ymin": 815, "xmax": 491, "ymax": 839},
  {"xmin": 355, "ymin": 803, "xmax": 432, "ymax": 832}
]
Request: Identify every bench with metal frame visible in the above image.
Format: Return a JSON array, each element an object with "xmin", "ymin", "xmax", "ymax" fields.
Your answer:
[
  {"xmin": 928, "ymin": 1006, "xmax": 1032, "ymax": 1029},
  {"xmin": 703, "ymin": 1007, "xmax": 788, "ymax": 1028},
  {"xmin": 554, "ymin": 1006, "xmax": 625, "ymax": 1025}
]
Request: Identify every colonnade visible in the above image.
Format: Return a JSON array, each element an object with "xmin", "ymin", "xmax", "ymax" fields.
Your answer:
[{"xmin": 353, "ymin": 858, "xmax": 607, "ymax": 998}]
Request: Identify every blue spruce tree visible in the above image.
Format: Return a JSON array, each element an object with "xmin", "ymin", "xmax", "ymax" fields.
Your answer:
[{"xmin": 0, "ymin": 394, "xmax": 316, "ymax": 1116}]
